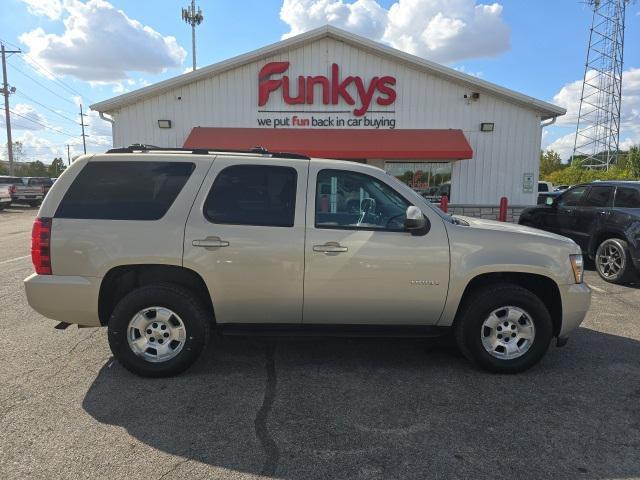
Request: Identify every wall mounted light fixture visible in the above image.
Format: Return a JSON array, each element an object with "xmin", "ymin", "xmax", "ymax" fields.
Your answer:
[
  {"xmin": 158, "ymin": 120, "xmax": 172, "ymax": 129},
  {"xmin": 480, "ymin": 122, "xmax": 495, "ymax": 132}
]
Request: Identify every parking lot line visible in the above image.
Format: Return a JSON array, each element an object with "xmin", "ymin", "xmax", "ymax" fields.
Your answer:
[
  {"xmin": 0, "ymin": 255, "xmax": 30, "ymax": 265},
  {"xmin": 588, "ymin": 283, "xmax": 606, "ymax": 293}
]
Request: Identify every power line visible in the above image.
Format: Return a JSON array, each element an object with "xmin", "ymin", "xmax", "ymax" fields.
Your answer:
[
  {"xmin": 0, "ymin": 37, "xmax": 96, "ymax": 104},
  {"xmin": 16, "ymin": 55, "xmax": 95, "ymax": 103},
  {"xmin": 14, "ymin": 91, "xmax": 78, "ymax": 125},
  {"xmin": 7, "ymin": 59, "xmax": 77, "ymax": 106},
  {"xmin": 1, "ymin": 106, "xmax": 80, "ymax": 138}
]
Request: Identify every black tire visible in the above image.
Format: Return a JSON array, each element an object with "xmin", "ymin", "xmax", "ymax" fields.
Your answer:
[
  {"xmin": 595, "ymin": 238, "xmax": 636, "ymax": 284},
  {"xmin": 27, "ymin": 201, "xmax": 41, "ymax": 208},
  {"xmin": 107, "ymin": 283, "xmax": 210, "ymax": 377},
  {"xmin": 454, "ymin": 283, "xmax": 553, "ymax": 374}
]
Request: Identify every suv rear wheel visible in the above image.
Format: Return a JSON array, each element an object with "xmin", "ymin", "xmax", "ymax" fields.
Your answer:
[
  {"xmin": 107, "ymin": 283, "xmax": 210, "ymax": 377},
  {"xmin": 595, "ymin": 238, "xmax": 636, "ymax": 284},
  {"xmin": 455, "ymin": 284, "xmax": 553, "ymax": 373}
]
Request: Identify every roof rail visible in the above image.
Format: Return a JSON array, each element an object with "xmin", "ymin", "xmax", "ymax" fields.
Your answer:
[{"xmin": 105, "ymin": 144, "xmax": 310, "ymax": 160}]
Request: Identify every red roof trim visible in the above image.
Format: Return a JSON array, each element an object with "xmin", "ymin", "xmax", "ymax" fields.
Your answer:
[{"xmin": 183, "ymin": 127, "xmax": 473, "ymax": 160}]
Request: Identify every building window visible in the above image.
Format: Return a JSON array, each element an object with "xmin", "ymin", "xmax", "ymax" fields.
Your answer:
[{"xmin": 384, "ymin": 162, "xmax": 452, "ymax": 202}]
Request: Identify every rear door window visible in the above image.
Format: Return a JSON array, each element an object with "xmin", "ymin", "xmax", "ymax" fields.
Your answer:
[
  {"xmin": 614, "ymin": 187, "xmax": 640, "ymax": 208},
  {"xmin": 583, "ymin": 186, "xmax": 613, "ymax": 207},
  {"xmin": 204, "ymin": 165, "xmax": 297, "ymax": 227},
  {"xmin": 56, "ymin": 161, "xmax": 195, "ymax": 220}
]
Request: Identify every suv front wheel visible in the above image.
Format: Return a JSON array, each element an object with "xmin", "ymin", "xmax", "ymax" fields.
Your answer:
[
  {"xmin": 455, "ymin": 284, "xmax": 553, "ymax": 374},
  {"xmin": 107, "ymin": 284, "xmax": 210, "ymax": 377}
]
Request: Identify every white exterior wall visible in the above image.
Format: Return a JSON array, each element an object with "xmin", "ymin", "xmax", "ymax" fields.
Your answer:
[{"xmin": 109, "ymin": 38, "xmax": 542, "ymax": 206}]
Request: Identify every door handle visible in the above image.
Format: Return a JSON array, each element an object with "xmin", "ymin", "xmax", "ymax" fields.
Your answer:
[
  {"xmin": 313, "ymin": 242, "xmax": 348, "ymax": 253},
  {"xmin": 192, "ymin": 237, "xmax": 229, "ymax": 248}
]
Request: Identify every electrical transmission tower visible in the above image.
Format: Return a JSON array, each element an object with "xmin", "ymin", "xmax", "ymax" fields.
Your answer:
[{"xmin": 572, "ymin": 0, "xmax": 629, "ymax": 169}]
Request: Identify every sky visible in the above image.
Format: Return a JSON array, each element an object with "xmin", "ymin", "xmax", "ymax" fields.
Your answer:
[{"xmin": 0, "ymin": 0, "xmax": 638, "ymax": 164}]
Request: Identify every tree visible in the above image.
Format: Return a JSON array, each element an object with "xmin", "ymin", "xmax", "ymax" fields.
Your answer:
[
  {"xmin": 3, "ymin": 141, "xmax": 24, "ymax": 164},
  {"xmin": 626, "ymin": 146, "xmax": 640, "ymax": 178},
  {"xmin": 15, "ymin": 160, "xmax": 49, "ymax": 177},
  {"xmin": 539, "ymin": 149, "xmax": 563, "ymax": 176},
  {"xmin": 48, "ymin": 157, "xmax": 66, "ymax": 177}
]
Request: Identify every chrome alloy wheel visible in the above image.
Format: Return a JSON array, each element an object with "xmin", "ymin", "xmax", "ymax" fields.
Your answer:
[
  {"xmin": 597, "ymin": 243, "xmax": 624, "ymax": 279},
  {"xmin": 481, "ymin": 306, "xmax": 536, "ymax": 360},
  {"xmin": 127, "ymin": 307, "xmax": 186, "ymax": 363}
]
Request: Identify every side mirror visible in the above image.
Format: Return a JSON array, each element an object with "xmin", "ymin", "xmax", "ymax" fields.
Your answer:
[{"xmin": 405, "ymin": 206, "xmax": 428, "ymax": 235}]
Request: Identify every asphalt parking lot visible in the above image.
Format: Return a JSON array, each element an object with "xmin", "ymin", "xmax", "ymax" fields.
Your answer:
[{"xmin": 1, "ymin": 206, "xmax": 639, "ymax": 480}]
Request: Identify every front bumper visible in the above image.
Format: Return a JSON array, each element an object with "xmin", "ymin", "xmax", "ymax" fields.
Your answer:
[
  {"xmin": 24, "ymin": 273, "xmax": 102, "ymax": 327},
  {"xmin": 557, "ymin": 282, "xmax": 591, "ymax": 338}
]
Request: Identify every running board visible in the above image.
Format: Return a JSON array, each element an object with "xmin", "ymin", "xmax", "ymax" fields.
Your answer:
[{"xmin": 218, "ymin": 324, "xmax": 450, "ymax": 338}]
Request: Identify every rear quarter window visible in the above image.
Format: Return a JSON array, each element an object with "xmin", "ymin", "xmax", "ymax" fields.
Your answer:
[
  {"xmin": 55, "ymin": 161, "xmax": 195, "ymax": 220},
  {"xmin": 615, "ymin": 187, "xmax": 640, "ymax": 208}
]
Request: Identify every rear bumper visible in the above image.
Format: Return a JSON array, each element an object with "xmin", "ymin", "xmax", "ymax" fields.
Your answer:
[
  {"xmin": 558, "ymin": 282, "xmax": 591, "ymax": 338},
  {"xmin": 12, "ymin": 195, "xmax": 43, "ymax": 201},
  {"xmin": 24, "ymin": 273, "xmax": 102, "ymax": 327}
]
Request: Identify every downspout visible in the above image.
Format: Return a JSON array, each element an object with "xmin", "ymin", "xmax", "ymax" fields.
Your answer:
[
  {"xmin": 98, "ymin": 111, "xmax": 116, "ymax": 148},
  {"xmin": 99, "ymin": 111, "xmax": 114, "ymax": 124},
  {"xmin": 540, "ymin": 116, "xmax": 557, "ymax": 128}
]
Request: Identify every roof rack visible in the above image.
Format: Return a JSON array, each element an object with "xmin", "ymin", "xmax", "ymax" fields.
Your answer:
[{"xmin": 106, "ymin": 144, "xmax": 310, "ymax": 160}]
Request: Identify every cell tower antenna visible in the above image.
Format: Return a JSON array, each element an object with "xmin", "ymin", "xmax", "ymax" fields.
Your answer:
[
  {"xmin": 182, "ymin": 0, "xmax": 204, "ymax": 71},
  {"xmin": 572, "ymin": 0, "xmax": 629, "ymax": 169}
]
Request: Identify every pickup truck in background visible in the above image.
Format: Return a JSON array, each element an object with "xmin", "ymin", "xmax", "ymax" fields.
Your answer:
[
  {"xmin": 0, "ymin": 178, "xmax": 11, "ymax": 210},
  {"xmin": 0, "ymin": 176, "xmax": 44, "ymax": 207},
  {"xmin": 22, "ymin": 177, "xmax": 54, "ymax": 196}
]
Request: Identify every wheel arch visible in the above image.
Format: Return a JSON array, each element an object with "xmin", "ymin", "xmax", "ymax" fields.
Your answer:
[
  {"xmin": 589, "ymin": 229, "xmax": 628, "ymax": 259},
  {"xmin": 98, "ymin": 264, "xmax": 215, "ymax": 326},
  {"xmin": 453, "ymin": 272, "xmax": 562, "ymax": 337}
]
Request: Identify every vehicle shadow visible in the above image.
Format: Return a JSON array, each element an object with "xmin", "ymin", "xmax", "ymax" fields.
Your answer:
[{"xmin": 83, "ymin": 329, "xmax": 640, "ymax": 480}]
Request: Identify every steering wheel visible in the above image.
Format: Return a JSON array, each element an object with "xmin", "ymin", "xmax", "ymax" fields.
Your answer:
[{"xmin": 357, "ymin": 198, "xmax": 376, "ymax": 226}]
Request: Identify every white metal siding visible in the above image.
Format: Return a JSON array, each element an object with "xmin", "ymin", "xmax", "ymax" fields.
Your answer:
[{"xmin": 110, "ymin": 38, "xmax": 541, "ymax": 205}]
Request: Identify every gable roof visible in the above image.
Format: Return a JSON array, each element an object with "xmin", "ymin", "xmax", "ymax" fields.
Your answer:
[{"xmin": 90, "ymin": 25, "xmax": 565, "ymax": 119}]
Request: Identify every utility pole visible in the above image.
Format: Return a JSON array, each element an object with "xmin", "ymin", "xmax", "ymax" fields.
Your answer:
[
  {"xmin": 182, "ymin": 0, "xmax": 204, "ymax": 71},
  {"xmin": 66, "ymin": 144, "xmax": 71, "ymax": 165},
  {"xmin": 79, "ymin": 104, "xmax": 88, "ymax": 154},
  {"xmin": 1, "ymin": 43, "xmax": 21, "ymax": 175}
]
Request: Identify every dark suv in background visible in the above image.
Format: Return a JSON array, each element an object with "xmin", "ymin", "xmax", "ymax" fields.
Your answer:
[{"xmin": 519, "ymin": 181, "xmax": 640, "ymax": 284}]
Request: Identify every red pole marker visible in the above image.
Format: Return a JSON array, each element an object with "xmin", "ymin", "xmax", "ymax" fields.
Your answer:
[
  {"xmin": 439, "ymin": 195, "xmax": 448, "ymax": 213},
  {"xmin": 499, "ymin": 196, "xmax": 508, "ymax": 222}
]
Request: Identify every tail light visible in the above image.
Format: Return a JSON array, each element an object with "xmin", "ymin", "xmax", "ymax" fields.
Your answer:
[
  {"xmin": 32, "ymin": 218, "xmax": 52, "ymax": 275},
  {"xmin": 9, "ymin": 185, "xmax": 16, "ymax": 195}
]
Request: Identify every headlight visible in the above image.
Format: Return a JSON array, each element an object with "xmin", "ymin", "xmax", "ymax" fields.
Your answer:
[{"xmin": 570, "ymin": 254, "xmax": 584, "ymax": 283}]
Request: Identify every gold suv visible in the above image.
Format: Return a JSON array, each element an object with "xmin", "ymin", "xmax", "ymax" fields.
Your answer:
[{"xmin": 25, "ymin": 146, "xmax": 591, "ymax": 377}]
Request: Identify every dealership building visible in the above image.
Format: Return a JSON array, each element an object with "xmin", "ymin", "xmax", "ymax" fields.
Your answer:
[{"xmin": 91, "ymin": 26, "xmax": 565, "ymax": 215}]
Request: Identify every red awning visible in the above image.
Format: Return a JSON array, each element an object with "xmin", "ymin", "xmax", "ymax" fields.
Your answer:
[{"xmin": 183, "ymin": 127, "xmax": 472, "ymax": 160}]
